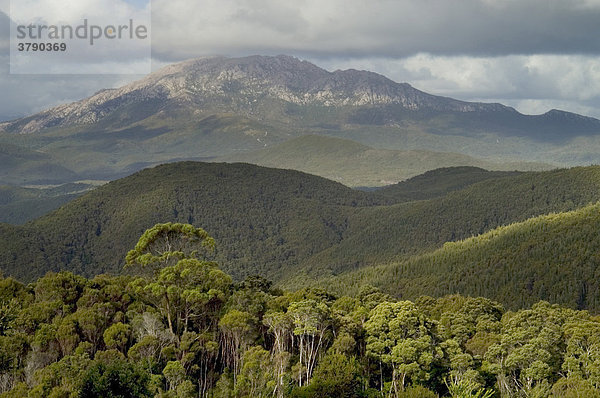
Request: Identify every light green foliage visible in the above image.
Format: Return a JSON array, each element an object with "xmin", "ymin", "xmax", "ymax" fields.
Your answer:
[
  {"xmin": 3, "ymin": 224, "xmax": 600, "ymax": 397},
  {"xmin": 125, "ymin": 222, "xmax": 215, "ymax": 271},
  {"xmin": 234, "ymin": 346, "xmax": 276, "ymax": 398},
  {"xmin": 131, "ymin": 257, "xmax": 231, "ymax": 336},
  {"xmin": 394, "ymin": 384, "xmax": 439, "ymax": 397},
  {"xmin": 163, "ymin": 360, "xmax": 186, "ymax": 391},
  {"xmin": 288, "ymin": 299, "xmax": 330, "ymax": 386},
  {"xmin": 365, "ymin": 301, "xmax": 441, "ymax": 395},
  {"xmin": 561, "ymin": 320, "xmax": 600, "ymax": 387},
  {"xmin": 484, "ymin": 302, "xmax": 588, "ymax": 397},
  {"xmin": 550, "ymin": 376, "xmax": 600, "ymax": 397},
  {"xmin": 309, "ymin": 351, "xmax": 364, "ymax": 397},
  {"xmin": 219, "ymin": 310, "xmax": 257, "ymax": 379},
  {"xmin": 445, "ymin": 377, "xmax": 494, "ymax": 398},
  {"xmin": 103, "ymin": 322, "xmax": 131, "ymax": 352}
]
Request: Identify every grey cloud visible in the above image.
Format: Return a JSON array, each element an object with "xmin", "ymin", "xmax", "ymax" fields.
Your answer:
[
  {"xmin": 2, "ymin": 1, "xmax": 600, "ymax": 121},
  {"xmin": 0, "ymin": 8, "xmax": 145, "ymax": 120},
  {"xmin": 151, "ymin": 0, "xmax": 600, "ymax": 62}
]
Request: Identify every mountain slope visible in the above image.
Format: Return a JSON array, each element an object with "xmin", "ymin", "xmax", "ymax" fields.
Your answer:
[
  {"xmin": 375, "ymin": 166, "xmax": 522, "ymax": 201},
  {"xmin": 0, "ymin": 162, "xmax": 382, "ymax": 282},
  {"xmin": 2, "ymin": 162, "xmax": 600, "ymax": 287},
  {"xmin": 291, "ymin": 202, "xmax": 600, "ymax": 311},
  {"xmin": 0, "ymin": 142, "xmax": 78, "ymax": 185},
  {"xmin": 0, "ymin": 55, "xmax": 599, "ymax": 186},
  {"xmin": 292, "ymin": 165, "xmax": 600, "ymax": 276},
  {"xmin": 0, "ymin": 183, "xmax": 96, "ymax": 224},
  {"xmin": 220, "ymin": 135, "xmax": 549, "ymax": 187}
]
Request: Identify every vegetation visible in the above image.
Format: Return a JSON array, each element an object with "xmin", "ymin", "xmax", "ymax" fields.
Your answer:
[
  {"xmin": 3, "ymin": 162, "xmax": 600, "ymax": 307},
  {"xmin": 0, "ymin": 224, "xmax": 599, "ymax": 397},
  {"xmin": 220, "ymin": 135, "xmax": 544, "ymax": 188},
  {"xmin": 0, "ymin": 143, "xmax": 78, "ymax": 186},
  {"xmin": 375, "ymin": 166, "xmax": 521, "ymax": 201},
  {"xmin": 291, "ymin": 202, "xmax": 600, "ymax": 311},
  {"xmin": 0, "ymin": 183, "xmax": 95, "ymax": 224}
]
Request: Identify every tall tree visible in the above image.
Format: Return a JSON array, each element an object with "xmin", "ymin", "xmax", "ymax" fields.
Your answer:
[
  {"xmin": 365, "ymin": 301, "xmax": 441, "ymax": 396},
  {"xmin": 125, "ymin": 223, "xmax": 215, "ymax": 272}
]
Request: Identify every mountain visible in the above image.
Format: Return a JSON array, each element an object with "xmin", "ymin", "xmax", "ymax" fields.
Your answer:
[
  {"xmin": 291, "ymin": 202, "xmax": 600, "ymax": 311},
  {"xmin": 219, "ymin": 135, "xmax": 550, "ymax": 187},
  {"xmin": 0, "ymin": 55, "xmax": 523, "ymax": 134},
  {"xmin": 0, "ymin": 55, "xmax": 598, "ymax": 186},
  {"xmin": 2, "ymin": 162, "xmax": 600, "ymax": 293}
]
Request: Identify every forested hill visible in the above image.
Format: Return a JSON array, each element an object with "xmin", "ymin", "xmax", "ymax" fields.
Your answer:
[
  {"xmin": 375, "ymin": 166, "xmax": 521, "ymax": 201},
  {"xmin": 290, "ymin": 202, "xmax": 600, "ymax": 311},
  {"xmin": 2, "ymin": 162, "xmax": 600, "ymax": 298},
  {"xmin": 0, "ymin": 162, "xmax": 380, "ymax": 282}
]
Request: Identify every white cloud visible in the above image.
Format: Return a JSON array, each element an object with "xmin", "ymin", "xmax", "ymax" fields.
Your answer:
[{"xmin": 313, "ymin": 54, "xmax": 600, "ymax": 118}]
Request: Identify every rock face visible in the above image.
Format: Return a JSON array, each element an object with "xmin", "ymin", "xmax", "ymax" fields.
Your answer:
[{"xmin": 0, "ymin": 55, "xmax": 519, "ymax": 134}]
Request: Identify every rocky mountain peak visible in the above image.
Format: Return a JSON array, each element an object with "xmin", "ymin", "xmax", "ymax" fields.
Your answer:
[{"xmin": 0, "ymin": 55, "xmax": 558, "ymax": 134}]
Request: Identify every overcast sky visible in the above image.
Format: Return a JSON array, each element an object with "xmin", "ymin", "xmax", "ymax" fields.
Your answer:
[{"xmin": 1, "ymin": 0, "xmax": 600, "ymax": 120}]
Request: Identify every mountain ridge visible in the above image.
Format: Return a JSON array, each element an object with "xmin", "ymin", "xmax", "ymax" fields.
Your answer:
[{"xmin": 1, "ymin": 55, "xmax": 597, "ymax": 135}]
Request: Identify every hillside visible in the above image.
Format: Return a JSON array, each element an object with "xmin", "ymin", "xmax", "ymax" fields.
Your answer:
[
  {"xmin": 2, "ymin": 162, "xmax": 600, "ymax": 291},
  {"xmin": 293, "ymin": 165, "xmax": 600, "ymax": 276},
  {"xmin": 0, "ymin": 162, "xmax": 381, "ymax": 282},
  {"xmin": 375, "ymin": 166, "xmax": 522, "ymax": 201},
  {"xmin": 0, "ymin": 142, "xmax": 78, "ymax": 185},
  {"xmin": 291, "ymin": 202, "xmax": 600, "ymax": 311},
  {"xmin": 0, "ymin": 55, "xmax": 598, "ymax": 186},
  {"xmin": 0, "ymin": 183, "xmax": 96, "ymax": 224},
  {"xmin": 220, "ymin": 135, "xmax": 548, "ymax": 187}
]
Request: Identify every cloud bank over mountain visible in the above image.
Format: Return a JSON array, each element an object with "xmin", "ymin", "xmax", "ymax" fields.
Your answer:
[{"xmin": 0, "ymin": 0, "xmax": 600, "ymax": 120}]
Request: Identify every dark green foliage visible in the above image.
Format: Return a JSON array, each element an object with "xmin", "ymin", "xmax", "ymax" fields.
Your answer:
[
  {"xmin": 79, "ymin": 359, "xmax": 152, "ymax": 398},
  {"xmin": 3, "ymin": 162, "xmax": 600, "ymax": 292},
  {"xmin": 0, "ymin": 161, "xmax": 384, "ymax": 282},
  {"xmin": 312, "ymin": 202, "xmax": 600, "ymax": 311},
  {"xmin": 0, "ymin": 183, "xmax": 94, "ymax": 224},
  {"xmin": 376, "ymin": 166, "xmax": 520, "ymax": 202}
]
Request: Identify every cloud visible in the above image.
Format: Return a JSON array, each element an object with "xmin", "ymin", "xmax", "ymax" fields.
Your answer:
[
  {"xmin": 1, "ymin": 0, "xmax": 600, "ymax": 120},
  {"xmin": 4, "ymin": 0, "xmax": 150, "ymax": 74},
  {"xmin": 311, "ymin": 54, "xmax": 600, "ymax": 118},
  {"xmin": 0, "ymin": 7, "xmax": 145, "ymax": 120},
  {"xmin": 150, "ymin": 0, "xmax": 600, "ymax": 61}
]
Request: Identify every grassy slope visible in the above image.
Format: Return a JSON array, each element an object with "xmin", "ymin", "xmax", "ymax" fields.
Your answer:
[
  {"xmin": 220, "ymin": 135, "xmax": 551, "ymax": 187},
  {"xmin": 0, "ymin": 142, "xmax": 78, "ymax": 185}
]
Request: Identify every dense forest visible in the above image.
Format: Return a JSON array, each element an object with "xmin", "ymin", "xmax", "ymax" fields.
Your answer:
[
  {"xmin": 1, "ymin": 223, "xmax": 599, "ymax": 398},
  {"xmin": 3, "ymin": 162, "xmax": 600, "ymax": 287},
  {"xmin": 288, "ymin": 202, "xmax": 600, "ymax": 311}
]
